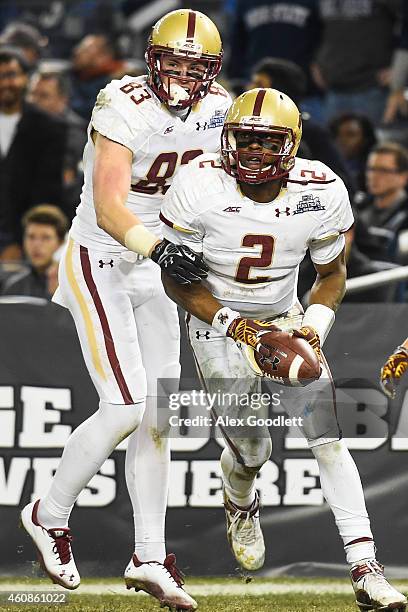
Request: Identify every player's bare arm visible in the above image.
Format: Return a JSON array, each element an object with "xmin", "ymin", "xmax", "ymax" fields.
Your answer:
[
  {"xmin": 162, "ymin": 272, "xmax": 221, "ymax": 324},
  {"xmin": 93, "ymin": 131, "xmax": 208, "ymax": 284},
  {"xmin": 163, "ymin": 272, "xmax": 283, "ymax": 359},
  {"xmin": 310, "ymin": 248, "xmax": 347, "ymax": 313},
  {"xmin": 293, "ymin": 248, "xmax": 347, "ymax": 359},
  {"xmin": 93, "ymin": 131, "xmax": 142, "ymax": 246}
]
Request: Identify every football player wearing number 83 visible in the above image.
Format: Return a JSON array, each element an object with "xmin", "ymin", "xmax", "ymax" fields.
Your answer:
[
  {"xmin": 160, "ymin": 89, "xmax": 406, "ymax": 611},
  {"xmin": 20, "ymin": 9, "xmax": 231, "ymax": 611}
]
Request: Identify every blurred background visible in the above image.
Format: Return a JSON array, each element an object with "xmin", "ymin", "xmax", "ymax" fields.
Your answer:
[{"xmin": 0, "ymin": 0, "xmax": 408, "ymax": 580}]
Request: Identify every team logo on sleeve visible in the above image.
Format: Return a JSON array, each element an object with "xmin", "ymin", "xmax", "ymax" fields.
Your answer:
[{"xmin": 293, "ymin": 195, "xmax": 325, "ymax": 215}]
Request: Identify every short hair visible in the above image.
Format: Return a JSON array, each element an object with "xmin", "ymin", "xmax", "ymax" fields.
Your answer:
[
  {"xmin": 370, "ymin": 142, "xmax": 408, "ymax": 173},
  {"xmin": 33, "ymin": 70, "xmax": 71, "ymax": 98},
  {"xmin": 252, "ymin": 57, "xmax": 307, "ymax": 104},
  {"xmin": 0, "ymin": 45, "xmax": 30, "ymax": 73},
  {"xmin": 22, "ymin": 205, "xmax": 69, "ymax": 241},
  {"xmin": 98, "ymin": 34, "xmax": 120, "ymax": 60},
  {"xmin": 328, "ymin": 112, "xmax": 377, "ymax": 157}
]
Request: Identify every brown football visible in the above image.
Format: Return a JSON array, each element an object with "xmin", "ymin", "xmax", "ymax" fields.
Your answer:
[{"xmin": 254, "ymin": 330, "xmax": 321, "ymax": 386}]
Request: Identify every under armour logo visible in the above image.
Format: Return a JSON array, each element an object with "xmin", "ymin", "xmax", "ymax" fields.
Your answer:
[
  {"xmin": 196, "ymin": 330, "xmax": 211, "ymax": 340},
  {"xmin": 196, "ymin": 121, "xmax": 208, "ymax": 131},
  {"xmin": 270, "ymin": 355, "xmax": 280, "ymax": 370},
  {"xmin": 275, "ymin": 207, "xmax": 291, "ymax": 217},
  {"xmin": 59, "ymin": 570, "xmax": 75, "ymax": 581},
  {"xmin": 260, "ymin": 355, "xmax": 280, "ymax": 370},
  {"xmin": 223, "ymin": 206, "xmax": 241, "ymax": 213},
  {"xmin": 99, "ymin": 259, "xmax": 114, "ymax": 268},
  {"xmin": 217, "ymin": 312, "xmax": 229, "ymax": 324}
]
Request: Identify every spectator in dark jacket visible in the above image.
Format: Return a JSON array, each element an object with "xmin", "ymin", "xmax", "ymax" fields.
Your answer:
[
  {"xmin": 27, "ymin": 70, "xmax": 87, "ymax": 218},
  {"xmin": 329, "ymin": 113, "xmax": 377, "ymax": 193},
  {"xmin": 69, "ymin": 34, "xmax": 125, "ymax": 120},
  {"xmin": 315, "ymin": 0, "xmax": 401, "ymax": 123},
  {"xmin": 225, "ymin": 0, "xmax": 323, "ymax": 120},
  {"xmin": 354, "ymin": 142, "xmax": 408, "ymax": 262},
  {"xmin": 0, "ymin": 47, "xmax": 66, "ymax": 260},
  {"xmin": 2, "ymin": 204, "xmax": 68, "ymax": 299}
]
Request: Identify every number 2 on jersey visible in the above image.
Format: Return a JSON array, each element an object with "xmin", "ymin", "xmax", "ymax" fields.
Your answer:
[
  {"xmin": 235, "ymin": 235, "xmax": 275, "ymax": 284},
  {"xmin": 131, "ymin": 150, "xmax": 203, "ymax": 195}
]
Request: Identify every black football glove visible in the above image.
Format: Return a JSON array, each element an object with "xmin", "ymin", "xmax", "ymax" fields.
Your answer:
[{"xmin": 150, "ymin": 239, "xmax": 209, "ymax": 285}]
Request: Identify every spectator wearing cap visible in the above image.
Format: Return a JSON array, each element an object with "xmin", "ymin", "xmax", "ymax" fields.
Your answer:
[
  {"xmin": 2, "ymin": 204, "xmax": 68, "ymax": 299},
  {"xmin": 0, "ymin": 47, "xmax": 66, "ymax": 260},
  {"xmin": 69, "ymin": 34, "xmax": 126, "ymax": 120},
  {"xmin": 0, "ymin": 21, "xmax": 47, "ymax": 68},
  {"xmin": 27, "ymin": 70, "xmax": 87, "ymax": 218},
  {"xmin": 0, "ymin": 1, "xmax": 119, "ymax": 59}
]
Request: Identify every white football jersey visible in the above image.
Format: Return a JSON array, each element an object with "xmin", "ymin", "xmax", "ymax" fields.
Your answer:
[
  {"xmin": 160, "ymin": 154, "xmax": 354, "ymax": 318},
  {"xmin": 70, "ymin": 74, "xmax": 231, "ymax": 252}
]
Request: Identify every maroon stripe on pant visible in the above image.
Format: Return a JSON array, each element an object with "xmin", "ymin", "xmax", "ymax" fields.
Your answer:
[
  {"xmin": 80, "ymin": 245, "xmax": 134, "ymax": 405},
  {"xmin": 159, "ymin": 212, "xmax": 174, "ymax": 228}
]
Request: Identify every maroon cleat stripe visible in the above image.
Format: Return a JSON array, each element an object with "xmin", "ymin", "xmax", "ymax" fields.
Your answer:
[{"xmin": 80, "ymin": 246, "xmax": 134, "ymax": 404}]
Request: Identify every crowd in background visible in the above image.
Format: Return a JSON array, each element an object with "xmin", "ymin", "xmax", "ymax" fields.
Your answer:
[{"xmin": 1, "ymin": 0, "xmax": 408, "ymax": 303}]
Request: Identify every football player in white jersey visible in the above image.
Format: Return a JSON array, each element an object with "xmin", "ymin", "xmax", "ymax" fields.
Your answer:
[
  {"xmin": 160, "ymin": 89, "xmax": 407, "ymax": 611},
  {"xmin": 20, "ymin": 9, "xmax": 231, "ymax": 610}
]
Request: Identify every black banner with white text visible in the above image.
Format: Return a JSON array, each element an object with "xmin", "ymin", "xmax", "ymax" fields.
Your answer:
[{"xmin": 0, "ymin": 302, "xmax": 407, "ymax": 577}]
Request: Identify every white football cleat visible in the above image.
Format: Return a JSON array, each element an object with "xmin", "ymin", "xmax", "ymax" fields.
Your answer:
[
  {"xmin": 20, "ymin": 500, "xmax": 80, "ymax": 590},
  {"xmin": 224, "ymin": 490, "xmax": 265, "ymax": 571},
  {"xmin": 124, "ymin": 553, "xmax": 197, "ymax": 611},
  {"xmin": 351, "ymin": 559, "xmax": 407, "ymax": 611}
]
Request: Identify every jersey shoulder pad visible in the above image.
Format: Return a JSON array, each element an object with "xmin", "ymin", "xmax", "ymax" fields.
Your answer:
[
  {"xmin": 169, "ymin": 153, "xmax": 227, "ymax": 211},
  {"xmin": 199, "ymin": 80, "xmax": 232, "ymax": 115},
  {"xmin": 174, "ymin": 152, "xmax": 225, "ymax": 190},
  {"xmin": 288, "ymin": 157, "xmax": 339, "ymax": 192},
  {"xmin": 92, "ymin": 75, "xmax": 161, "ymax": 142},
  {"xmin": 289, "ymin": 157, "xmax": 351, "ymax": 225}
]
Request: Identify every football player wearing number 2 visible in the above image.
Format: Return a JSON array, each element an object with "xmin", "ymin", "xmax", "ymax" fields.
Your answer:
[
  {"xmin": 161, "ymin": 89, "xmax": 406, "ymax": 612},
  {"xmin": 20, "ymin": 10, "xmax": 231, "ymax": 611}
]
